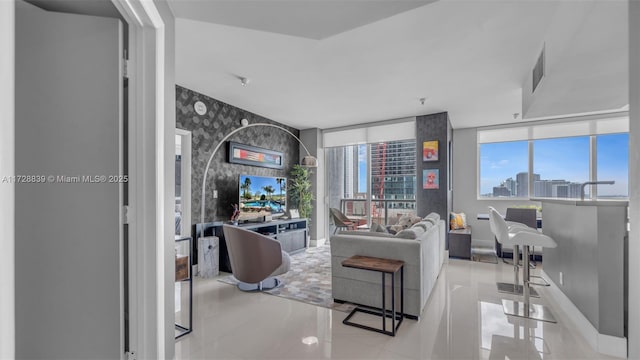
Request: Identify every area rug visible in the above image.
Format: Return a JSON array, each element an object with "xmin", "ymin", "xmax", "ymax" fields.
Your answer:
[{"xmin": 218, "ymin": 245, "xmax": 356, "ymax": 312}]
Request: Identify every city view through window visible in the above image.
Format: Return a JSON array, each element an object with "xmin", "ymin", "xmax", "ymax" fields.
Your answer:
[
  {"xmin": 327, "ymin": 140, "xmax": 416, "ymax": 226},
  {"xmin": 480, "ymin": 134, "xmax": 629, "ymax": 199}
]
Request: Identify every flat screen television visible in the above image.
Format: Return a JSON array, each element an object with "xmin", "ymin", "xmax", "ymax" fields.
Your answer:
[{"xmin": 238, "ymin": 174, "xmax": 287, "ymax": 221}]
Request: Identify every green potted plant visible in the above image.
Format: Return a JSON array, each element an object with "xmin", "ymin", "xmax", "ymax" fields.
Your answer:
[{"xmin": 289, "ymin": 164, "xmax": 314, "ymax": 223}]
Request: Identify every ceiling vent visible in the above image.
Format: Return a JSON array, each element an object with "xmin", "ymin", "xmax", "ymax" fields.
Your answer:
[{"xmin": 532, "ymin": 45, "xmax": 545, "ymax": 93}]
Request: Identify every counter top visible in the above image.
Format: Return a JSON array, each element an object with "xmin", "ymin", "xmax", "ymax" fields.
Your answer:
[{"xmin": 530, "ymin": 198, "xmax": 628, "ymax": 207}]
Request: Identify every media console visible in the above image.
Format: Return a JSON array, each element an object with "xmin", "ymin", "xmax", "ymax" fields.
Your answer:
[{"xmin": 194, "ymin": 218, "xmax": 308, "ymax": 273}]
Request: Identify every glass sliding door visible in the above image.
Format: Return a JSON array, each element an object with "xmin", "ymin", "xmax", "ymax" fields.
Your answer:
[
  {"xmin": 326, "ymin": 145, "xmax": 370, "ymax": 233},
  {"xmin": 326, "ymin": 139, "xmax": 416, "ymax": 233},
  {"xmin": 370, "ymin": 140, "xmax": 416, "ymax": 226}
]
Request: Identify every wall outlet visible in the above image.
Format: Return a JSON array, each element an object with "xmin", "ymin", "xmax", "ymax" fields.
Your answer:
[
  {"xmin": 213, "ymin": 190, "xmax": 218, "ymax": 198},
  {"xmin": 559, "ymin": 271, "xmax": 564, "ymax": 286}
]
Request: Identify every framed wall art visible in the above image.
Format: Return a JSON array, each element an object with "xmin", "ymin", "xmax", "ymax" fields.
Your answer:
[
  {"xmin": 423, "ymin": 169, "xmax": 439, "ymax": 189},
  {"xmin": 228, "ymin": 141, "xmax": 284, "ymax": 169},
  {"xmin": 423, "ymin": 140, "xmax": 439, "ymax": 162}
]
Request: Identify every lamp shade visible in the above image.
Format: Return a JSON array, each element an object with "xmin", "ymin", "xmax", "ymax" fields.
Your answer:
[{"xmin": 301, "ymin": 155, "xmax": 318, "ymax": 168}]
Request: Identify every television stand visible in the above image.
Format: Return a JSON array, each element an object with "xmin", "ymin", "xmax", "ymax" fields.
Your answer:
[{"xmin": 201, "ymin": 218, "xmax": 308, "ymax": 273}]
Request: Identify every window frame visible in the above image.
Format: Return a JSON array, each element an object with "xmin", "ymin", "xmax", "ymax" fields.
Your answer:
[{"xmin": 477, "ymin": 133, "xmax": 629, "ymax": 200}]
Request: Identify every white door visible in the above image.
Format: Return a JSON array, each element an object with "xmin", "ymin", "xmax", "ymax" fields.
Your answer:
[{"xmin": 15, "ymin": 1, "xmax": 124, "ymax": 358}]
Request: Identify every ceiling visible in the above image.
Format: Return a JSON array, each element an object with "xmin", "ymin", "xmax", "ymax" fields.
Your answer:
[{"xmin": 171, "ymin": 0, "xmax": 628, "ymax": 130}]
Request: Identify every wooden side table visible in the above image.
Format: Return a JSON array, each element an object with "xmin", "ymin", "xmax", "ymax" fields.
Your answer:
[{"xmin": 341, "ymin": 255, "xmax": 405, "ymax": 336}]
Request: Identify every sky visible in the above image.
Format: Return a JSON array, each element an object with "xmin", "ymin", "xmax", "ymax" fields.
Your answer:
[
  {"xmin": 358, "ymin": 144, "xmax": 367, "ymax": 193},
  {"xmin": 480, "ymin": 134, "xmax": 628, "ymax": 196},
  {"xmin": 239, "ymin": 174, "xmax": 286, "ymax": 197}
]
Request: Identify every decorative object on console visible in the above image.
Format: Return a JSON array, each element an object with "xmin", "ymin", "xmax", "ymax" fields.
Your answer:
[
  {"xmin": 199, "ymin": 120, "xmax": 318, "ymax": 254},
  {"xmin": 228, "ymin": 141, "xmax": 284, "ymax": 169},
  {"xmin": 230, "ymin": 204, "xmax": 240, "ymax": 225},
  {"xmin": 288, "ymin": 209, "xmax": 300, "ymax": 219}
]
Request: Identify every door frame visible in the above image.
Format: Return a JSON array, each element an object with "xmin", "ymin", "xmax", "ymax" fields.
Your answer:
[
  {"xmin": 175, "ymin": 129, "xmax": 192, "ymax": 238},
  {"xmin": 110, "ymin": 1, "xmax": 169, "ymax": 358}
]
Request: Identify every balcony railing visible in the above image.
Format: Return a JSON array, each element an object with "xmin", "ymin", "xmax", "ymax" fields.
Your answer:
[{"xmin": 339, "ymin": 198, "xmax": 416, "ymax": 226}]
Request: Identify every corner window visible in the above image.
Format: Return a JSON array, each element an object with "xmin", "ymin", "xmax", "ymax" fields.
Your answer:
[
  {"xmin": 596, "ymin": 133, "xmax": 629, "ymax": 199},
  {"xmin": 532, "ymin": 137, "xmax": 589, "ymax": 199},
  {"xmin": 479, "ymin": 141, "xmax": 528, "ymax": 198}
]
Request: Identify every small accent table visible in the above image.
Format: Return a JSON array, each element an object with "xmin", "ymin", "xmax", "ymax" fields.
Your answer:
[
  {"xmin": 341, "ymin": 255, "xmax": 404, "ymax": 336},
  {"xmin": 449, "ymin": 226, "xmax": 472, "ymax": 259}
]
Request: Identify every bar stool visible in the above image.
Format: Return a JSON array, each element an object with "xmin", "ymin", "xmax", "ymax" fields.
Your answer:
[
  {"xmin": 487, "ymin": 207, "xmax": 540, "ymax": 298},
  {"xmin": 489, "ymin": 208, "xmax": 557, "ymax": 323}
]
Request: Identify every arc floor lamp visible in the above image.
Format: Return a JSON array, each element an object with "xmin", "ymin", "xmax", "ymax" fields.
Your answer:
[{"xmin": 199, "ymin": 119, "xmax": 318, "ymax": 240}]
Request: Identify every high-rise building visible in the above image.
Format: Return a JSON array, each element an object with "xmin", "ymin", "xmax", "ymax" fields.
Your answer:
[
  {"xmin": 504, "ymin": 177, "xmax": 516, "ymax": 197},
  {"xmin": 343, "ymin": 146, "xmax": 355, "ymax": 198},
  {"xmin": 493, "ymin": 186, "xmax": 511, "ymax": 197},
  {"xmin": 555, "ymin": 184, "xmax": 569, "ymax": 198},
  {"xmin": 549, "ymin": 180, "xmax": 569, "ymax": 197},
  {"xmin": 516, "ymin": 172, "xmax": 540, "ymax": 197},
  {"xmin": 370, "ymin": 140, "xmax": 416, "ymax": 201},
  {"xmin": 568, "ymin": 183, "xmax": 583, "ymax": 198}
]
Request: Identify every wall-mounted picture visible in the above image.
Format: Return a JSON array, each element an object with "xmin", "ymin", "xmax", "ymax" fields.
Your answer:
[
  {"xmin": 228, "ymin": 141, "xmax": 284, "ymax": 169},
  {"xmin": 423, "ymin": 169, "xmax": 439, "ymax": 189},
  {"xmin": 423, "ymin": 140, "xmax": 439, "ymax": 161}
]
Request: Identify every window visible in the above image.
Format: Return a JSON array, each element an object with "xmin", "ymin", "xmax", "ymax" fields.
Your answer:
[
  {"xmin": 597, "ymin": 133, "xmax": 629, "ymax": 199},
  {"xmin": 533, "ymin": 137, "xmax": 589, "ymax": 199},
  {"xmin": 477, "ymin": 114, "xmax": 629, "ymax": 200},
  {"xmin": 326, "ymin": 139, "xmax": 416, "ymax": 227},
  {"xmin": 479, "ymin": 141, "xmax": 528, "ymax": 198}
]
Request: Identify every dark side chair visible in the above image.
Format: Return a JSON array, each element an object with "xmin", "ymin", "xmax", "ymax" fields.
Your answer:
[{"xmin": 329, "ymin": 208, "xmax": 356, "ymax": 234}]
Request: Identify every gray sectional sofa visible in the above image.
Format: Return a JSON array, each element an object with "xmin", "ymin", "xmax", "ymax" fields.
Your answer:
[{"xmin": 330, "ymin": 213, "xmax": 446, "ymax": 319}]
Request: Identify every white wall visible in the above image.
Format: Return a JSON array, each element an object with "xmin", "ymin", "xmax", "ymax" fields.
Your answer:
[
  {"xmin": 0, "ymin": 1, "xmax": 15, "ymax": 358},
  {"xmin": 627, "ymin": 0, "xmax": 640, "ymax": 357},
  {"xmin": 154, "ymin": 0, "xmax": 176, "ymax": 357},
  {"xmin": 451, "ymin": 128, "xmax": 540, "ymax": 243}
]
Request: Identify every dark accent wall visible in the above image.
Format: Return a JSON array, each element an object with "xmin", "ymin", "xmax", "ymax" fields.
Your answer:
[
  {"xmin": 176, "ymin": 85, "xmax": 300, "ymax": 224},
  {"xmin": 416, "ymin": 112, "xmax": 452, "ymax": 224}
]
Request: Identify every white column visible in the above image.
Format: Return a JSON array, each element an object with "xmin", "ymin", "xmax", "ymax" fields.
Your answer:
[
  {"xmin": 628, "ymin": 0, "xmax": 640, "ymax": 357},
  {"xmin": 0, "ymin": 1, "xmax": 15, "ymax": 358}
]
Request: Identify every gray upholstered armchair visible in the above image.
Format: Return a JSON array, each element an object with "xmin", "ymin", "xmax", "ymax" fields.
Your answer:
[{"xmin": 222, "ymin": 224, "xmax": 291, "ymax": 291}]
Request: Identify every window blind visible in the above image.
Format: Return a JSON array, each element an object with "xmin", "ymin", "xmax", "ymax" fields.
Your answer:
[
  {"xmin": 323, "ymin": 118, "xmax": 416, "ymax": 148},
  {"xmin": 477, "ymin": 112, "xmax": 628, "ymax": 144}
]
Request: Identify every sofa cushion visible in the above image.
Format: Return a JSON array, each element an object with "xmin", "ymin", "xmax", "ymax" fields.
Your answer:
[
  {"xmin": 396, "ymin": 226, "xmax": 425, "ymax": 239},
  {"xmin": 412, "ymin": 221, "xmax": 433, "ymax": 232},
  {"xmin": 390, "ymin": 214, "xmax": 422, "ymax": 233},
  {"xmin": 423, "ymin": 212, "xmax": 440, "ymax": 225},
  {"xmin": 338, "ymin": 230, "xmax": 397, "ymax": 238}
]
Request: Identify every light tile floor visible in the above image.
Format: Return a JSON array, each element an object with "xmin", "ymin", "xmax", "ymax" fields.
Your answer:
[{"xmin": 175, "ymin": 258, "xmax": 619, "ymax": 359}]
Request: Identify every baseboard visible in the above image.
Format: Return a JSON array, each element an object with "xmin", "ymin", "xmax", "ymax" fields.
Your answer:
[
  {"xmin": 541, "ymin": 270, "xmax": 627, "ymax": 358},
  {"xmin": 313, "ymin": 238, "xmax": 327, "ymax": 247}
]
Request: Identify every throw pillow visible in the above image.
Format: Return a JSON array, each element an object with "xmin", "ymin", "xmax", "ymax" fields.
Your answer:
[
  {"xmin": 450, "ymin": 212, "xmax": 467, "ymax": 230},
  {"xmin": 369, "ymin": 222, "xmax": 388, "ymax": 233}
]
